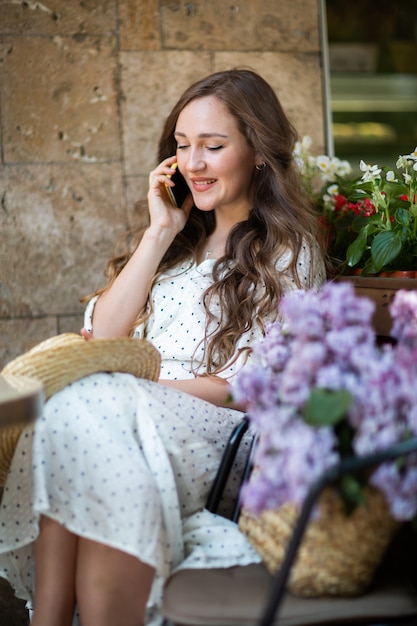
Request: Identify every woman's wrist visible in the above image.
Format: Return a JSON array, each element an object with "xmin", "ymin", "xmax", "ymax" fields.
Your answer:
[{"xmin": 142, "ymin": 225, "xmax": 177, "ymax": 249}]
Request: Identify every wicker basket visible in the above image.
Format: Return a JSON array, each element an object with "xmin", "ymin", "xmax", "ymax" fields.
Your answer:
[{"xmin": 239, "ymin": 487, "xmax": 400, "ymax": 597}]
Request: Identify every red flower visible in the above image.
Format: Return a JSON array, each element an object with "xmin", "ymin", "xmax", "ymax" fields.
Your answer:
[
  {"xmin": 361, "ymin": 198, "xmax": 376, "ymax": 217},
  {"xmin": 334, "ymin": 194, "xmax": 348, "ymax": 211},
  {"xmin": 400, "ymin": 193, "xmax": 417, "ymax": 203},
  {"xmin": 331, "ymin": 194, "xmax": 376, "ymax": 218}
]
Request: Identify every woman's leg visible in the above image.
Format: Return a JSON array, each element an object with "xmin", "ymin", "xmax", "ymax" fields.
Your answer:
[
  {"xmin": 32, "ymin": 516, "xmax": 77, "ymax": 626},
  {"xmin": 76, "ymin": 538, "xmax": 155, "ymax": 626},
  {"xmin": 31, "ymin": 515, "xmax": 154, "ymax": 626}
]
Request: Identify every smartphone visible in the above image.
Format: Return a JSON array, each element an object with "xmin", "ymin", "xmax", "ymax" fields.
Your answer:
[{"xmin": 165, "ymin": 163, "xmax": 190, "ymax": 208}]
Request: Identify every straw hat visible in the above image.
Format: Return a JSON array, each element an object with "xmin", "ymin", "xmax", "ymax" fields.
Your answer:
[{"xmin": 0, "ymin": 332, "xmax": 161, "ymax": 485}]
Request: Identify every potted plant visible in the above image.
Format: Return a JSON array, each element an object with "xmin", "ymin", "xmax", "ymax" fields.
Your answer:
[
  {"xmin": 233, "ymin": 282, "xmax": 417, "ymax": 597},
  {"xmin": 294, "ymin": 138, "xmax": 417, "ymax": 336},
  {"xmin": 294, "ymin": 137, "xmax": 417, "ymax": 275}
]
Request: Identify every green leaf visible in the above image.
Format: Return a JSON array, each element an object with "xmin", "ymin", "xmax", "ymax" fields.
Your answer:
[
  {"xmin": 360, "ymin": 259, "xmax": 378, "ymax": 276},
  {"xmin": 346, "ymin": 228, "xmax": 368, "ymax": 267},
  {"xmin": 339, "ymin": 474, "xmax": 366, "ymax": 515},
  {"xmin": 371, "ymin": 231, "xmax": 403, "ymax": 272},
  {"xmin": 303, "ymin": 389, "xmax": 352, "ymax": 427},
  {"xmin": 384, "ymin": 180, "xmax": 407, "ymax": 197},
  {"xmin": 395, "ymin": 207, "xmax": 411, "ymax": 227},
  {"xmin": 351, "ymin": 215, "xmax": 371, "ymax": 233},
  {"xmin": 348, "ymin": 181, "xmax": 374, "ymax": 197},
  {"xmin": 384, "ymin": 181, "xmax": 407, "ymax": 196}
]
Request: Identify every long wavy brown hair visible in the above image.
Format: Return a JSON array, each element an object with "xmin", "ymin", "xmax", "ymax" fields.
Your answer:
[{"xmin": 88, "ymin": 68, "xmax": 324, "ymax": 374}]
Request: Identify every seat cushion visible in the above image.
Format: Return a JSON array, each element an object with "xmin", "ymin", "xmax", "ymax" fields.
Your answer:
[{"xmin": 163, "ymin": 529, "xmax": 417, "ymax": 626}]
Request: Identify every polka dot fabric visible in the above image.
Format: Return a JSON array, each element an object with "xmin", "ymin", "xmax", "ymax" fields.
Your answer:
[
  {"xmin": 0, "ymin": 250, "xmax": 325, "ymax": 625},
  {"xmin": 0, "ymin": 373, "xmax": 251, "ymax": 624}
]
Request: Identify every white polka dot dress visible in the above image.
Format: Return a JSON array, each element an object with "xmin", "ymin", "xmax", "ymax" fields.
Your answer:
[{"xmin": 0, "ymin": 252, "xmax": 325, "ymax": 625}]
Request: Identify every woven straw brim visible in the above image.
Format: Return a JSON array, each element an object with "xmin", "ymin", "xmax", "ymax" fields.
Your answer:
[
  {"xmin": 239, "ymin": 487, "xmax": 400, "ymax": 597},
  {"xmin": 0, "ymin": 332, "xmax": 161, "ymax": 485}
]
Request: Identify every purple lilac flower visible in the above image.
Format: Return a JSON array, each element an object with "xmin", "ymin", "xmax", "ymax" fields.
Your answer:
[
  {"xmin": 253, "ymin": 326, "xmax": 291, "ymax": 372},
  {"xmin": 232, "ymin": 364, "xmax": 273, "ymax": 409},
  {"xmin": 325, "ymin": 326, "xmax": 374, "ymax": 360},
  {"xmin": 319, "ymin": 282, "xmax": 375, "ymax": 330},
  {"xmin": 390, "ymin": 290, "xmax": 417, "ymax": 346},
  {"xmin": 370, "ymin": 460, "xmax": 417, "ymax": 521},
  {"xmin": 242, "ymin": 416, "xmax": 338, "ymax": 514},
  {"xmin": 233, "ymin": 281, "xmax": 417, "ymax": 521}
]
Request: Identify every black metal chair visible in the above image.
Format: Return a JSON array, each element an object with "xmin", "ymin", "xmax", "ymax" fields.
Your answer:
[
  {"xmin": 162, "ymin": 419, "xmax": 417, "ymax": 626},
  {"xmin": 205, "ymin": 416, "xmax": 253, "ymax": 522}
]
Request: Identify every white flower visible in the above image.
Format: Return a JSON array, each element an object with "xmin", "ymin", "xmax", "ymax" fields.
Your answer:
[
  {"xmin": 397, "ymin": 155, "xmax": 410, "ymax": 169},
  {"xmin": 396, "ymin": 150, "xmax": 417, "ymax": 174},
  {"xmin": 316, "ymin": 155, "xmax": 331, "ymax": 172},
  {"xmin": 336, "ymin": 159, "xmax": 352, "ymax": 177},
  {"xmin": 386, "ymin": 170, "xmax": 398, "ymax": 182},
  {"xmin": 301, "ymin": 135, "xmax": 313, "ymax": 151},
  {"xmin": 307, "ymin": 155, "xmax": 317, "ymax": 169},
  {"xmin": 313, "ymin": 155, "xmax": 350, "ymax": 183},
  {"xmin": 360, "ymin": 160, "xmax": 381, "ymax": 182},
  {"xmin": 322, "ymin": 184, "xmax": 340, "ymax": 211},
  {"xmin": 293, "ymin": 141, "xmax": 303, "ymax": 158},
  {"xmin": 294, "ymin": 136, "xmax": 313, "ymax": 161},
  {"xmin": 293, "ymin": 154, "xmax": 303, "ymax": 171},
  {"xmin": 326, "ymin": 183, "xmax": 339, "ymax": 196},
  {"xmin": 403, "ymin": 172, "xmax": 413, "ymax": 184}
]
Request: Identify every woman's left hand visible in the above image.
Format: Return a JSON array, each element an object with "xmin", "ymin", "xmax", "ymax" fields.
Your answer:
[{"xmin": 80, "ymin": 328, "xmax": 92, "ymax": 341}]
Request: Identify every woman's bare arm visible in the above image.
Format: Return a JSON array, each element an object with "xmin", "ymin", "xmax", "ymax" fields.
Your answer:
[
  {"xmin": 159, "ymin": 376, "xmax": 246, "ymax": 411},
  {"xmin": 90, "ymin": 158, "xmax": 193, "ymax": 338},
  {"xmin": 92, "ymin": 227, "xmax": 174, "ymax": 337}
]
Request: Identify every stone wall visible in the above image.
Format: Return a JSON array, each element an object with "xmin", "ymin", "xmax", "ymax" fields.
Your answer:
[{"xmin": 0, "ymin": 0, "xmax": 326, "ymax": 368}]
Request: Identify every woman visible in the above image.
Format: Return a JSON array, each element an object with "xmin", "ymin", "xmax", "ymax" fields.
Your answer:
[{"xmin": 0, "ymin": 68, "xmax": 325, "ymax": 626}]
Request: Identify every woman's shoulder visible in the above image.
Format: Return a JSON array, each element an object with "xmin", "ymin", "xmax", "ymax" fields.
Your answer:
[
  {"xmin": 273, "ymin": 236, "xmax": 317, "ymax": 267},
  {"xmin": 274, "ymin": 237, "xmax": 326, "ymax": 289},
  {"xmin": 155, "ymin": 258, "xmax": 195, "ymax": 281}
]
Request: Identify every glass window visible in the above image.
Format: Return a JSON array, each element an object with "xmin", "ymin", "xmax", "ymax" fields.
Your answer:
[{"xmin": 324, "ymin": 0, "xmax": 417, "ymax": 171}]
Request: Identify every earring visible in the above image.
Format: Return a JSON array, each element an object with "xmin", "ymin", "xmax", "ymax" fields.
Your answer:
[{"xmin": 255, "ymin": 162, "xmax": 266, "ymax": 170}]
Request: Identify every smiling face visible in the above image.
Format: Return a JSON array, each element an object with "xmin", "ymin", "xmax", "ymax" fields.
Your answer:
[{"xmin": 174, "ymin": 95, "xmax": 258, "ymax": 221}]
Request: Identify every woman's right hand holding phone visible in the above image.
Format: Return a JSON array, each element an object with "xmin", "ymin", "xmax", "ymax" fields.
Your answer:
[
  {"xmin": 147, "ymin": 157, "xmax": 193, "ymax": 242},
  {"xmin": 90, "ymin": 158, "xmax": 192, "ymax": 339}
]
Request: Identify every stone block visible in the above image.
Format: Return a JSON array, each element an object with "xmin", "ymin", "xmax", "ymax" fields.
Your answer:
[
  {"xmin": 0, "ymin": 317, "xmax": 58, "ymax": 370},
  {"xmin": 120, "ymin": 51, "xmax": 212, "ymax": 175},
  {"xmin": 1, "ymin": 35, "xmax": 120, "ymax": 163},
  {"xmin": 160, "ymin": 0, "xmax": 319, "ymax": 51},
  {"xmin": 58, "ymin": 315, "xmax": 85, "ymax": 336},
  {"xmin": 0, "ymin": 163, "xmax": 126, "ymax": 318},
  {"xmin": 0, "ymin": 0, "xmax": 116, "ymax": 35},
  {"xmin": 214, "ymin": 52, "xmax": 326, "ymax": 152},
  {"xmin": 125, "ymin": 176, "xmax": 151, "ymax": 230},
  {"xmin": 119, "ymin": 0, "xmax": 161, "ymax": 50}
]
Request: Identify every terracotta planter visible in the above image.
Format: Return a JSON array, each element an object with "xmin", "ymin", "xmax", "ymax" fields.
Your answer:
[
  {"xmin": 336, "ymin": 275, "xmax": 417, "ymax": 338},
  {"xmin": 379, "ymin": 271, "xmax": 416, "ymax": 279}
]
